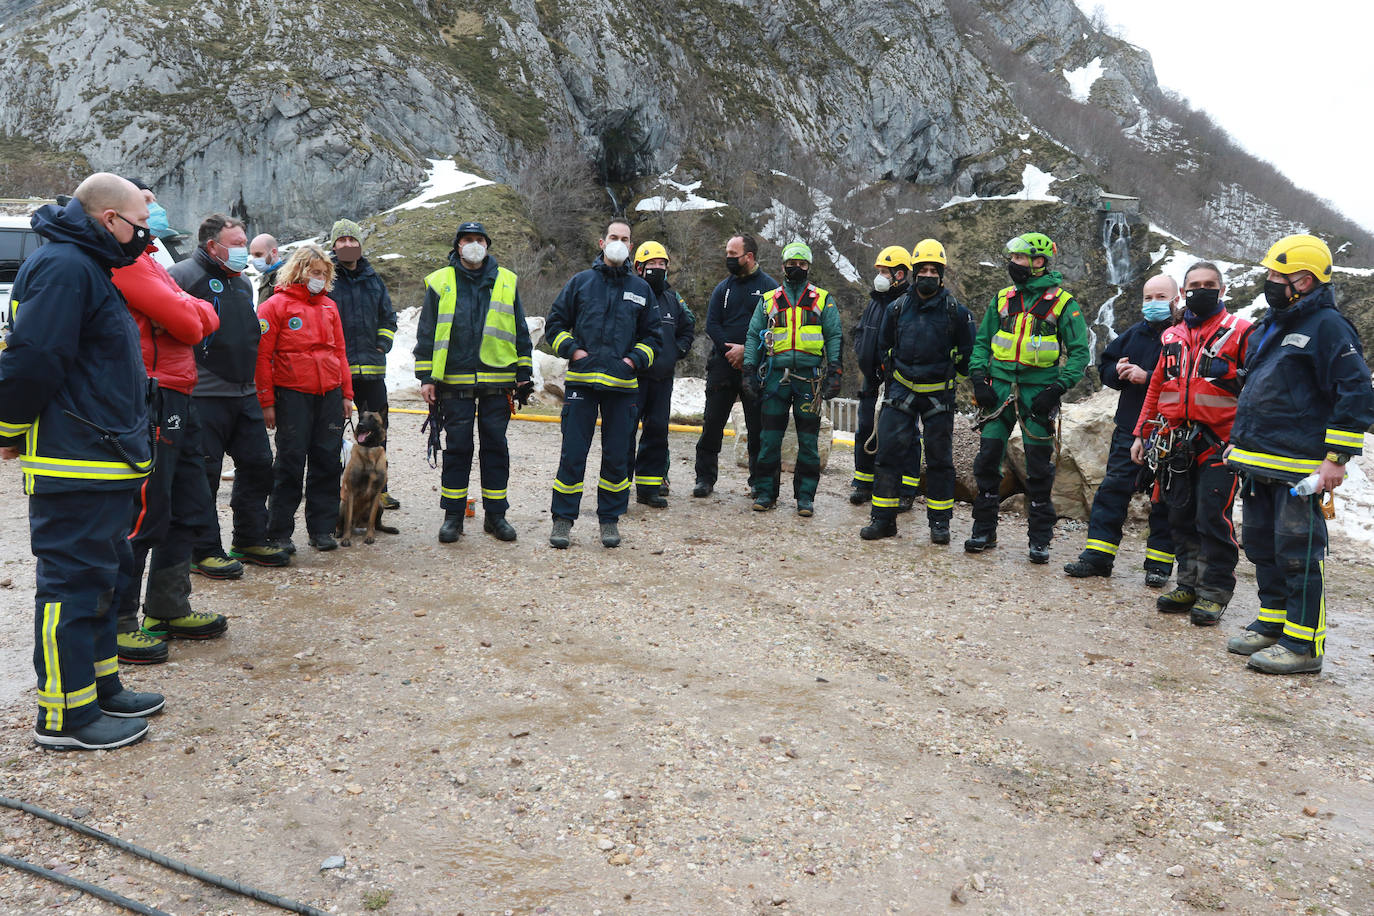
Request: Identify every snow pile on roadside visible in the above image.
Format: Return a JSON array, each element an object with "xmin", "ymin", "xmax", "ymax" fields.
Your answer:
[
  {"xmin": 940, "ymin": 164, "xmax": 1061, "ymax": 208},
  {"xmin": 386, "ymin": 307, "xmax": 420, "ymax": 396},
  {"xmin": 671, "ymin": 377, "xmax": 706, "ymax": 420},
  {"xmin": 636, "ymin": 177, "xmax": 726, "ymax": 213},
  {"xmin": 385, "ymin": 159, "xmax": 493, "ymax": 213},
  {"xmin": 1063, "ymin": 58, "xmax": 1104, "ymax": 102},
  {"xmin": 1331, "ymin": 436, "xmax": 1374, "ymax": 549}
]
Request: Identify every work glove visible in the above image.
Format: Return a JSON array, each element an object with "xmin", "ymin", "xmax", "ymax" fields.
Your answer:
[
  {"xmin": 742, "ymin": 367, "xmax": 762, "ymax": 400},
  {"xmin": 972, "ymin": 376, "xmax": 998, "ymax": 410},
  {"xmin": 822, "ymin": 364, "xmax": 842, "ymax": 401},
  {"xmin": 515, "ymin": 379, "xmax": 535, "ymax": 407},
  {"xmin": 1030, "ymin": 382, "xmax": 1066, "ymax": 418}
]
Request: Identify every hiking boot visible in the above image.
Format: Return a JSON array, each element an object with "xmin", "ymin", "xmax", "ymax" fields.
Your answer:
[
  {"xmin": 692, "ymin": 479, "xmax": 712, "ymax": 498},
  {"xmin": 796, "ymin": 498, "xmax": 814, "ymax": 517},
  {"xmin": 599, "ymin": 520, "xmax": 621, "ymax": 548},
  {"xmin": 1144, "ymin": 570, "xmax": 1170, "ymax": 588},
  {"xmin": 861, "ymin": 518, "xmax": 897, "ymax": 540},
  {"xmin": 752, "ymin": 495, "xmax": 775, "ymax": 512},
  {"xmin": 1063, "ymin": 558, "xmax": 1112, "ymax": 578},
  {"xmin": 1028, "ymin": 543, "xmax": 1051, "ymax": 565},
  {"xmin": 896, "ymin": 495, "xmax": 915, "ymax": 514},
  {"xmin": 230, "ymin": 543, "xmax": 290, "ymax": 567},
  {"xmin": 268, "ymin": 538, "xmax": 297, "ymax": 556},
  {"xmin": 438, "ymin": 511, "xmax": 464, "ymax": 543},
  {"xmin": 1227, "ymin": 630, "xmax": 1280, "ymax": 656},
  {"xmin": 1190, "ymin": 598, "xmax": 1226, "ymax": 627},
  {"xmin": 484, "ymin": 514, "xmax": 517, "ymax": 542},
  {"xmin": 380, "ymin": 491, "xmax": 401, "ymax": 510},
  {"xmin": 964, "ymin": 533, "xmax": 997, "ymax": 553},
  {"xmin": 636, "ymin": 490, "xmax": 669, "ymax": 508},
  {"xmin": 1156, "ymin": 587, "xmax": 1196, "ymax": 614},
  {"xmin": 929, "ymin": 522, "xmax": 950, "ymax": 545},
  {"xmin": 191, "ymin": 552, "xmax": 243, "ymax": 580},
  {"xmin": 116, "ymin": 628, "xmax": 168, "ymax": 665},
  {"xmin": 35, "ymin": 714, "xmax": 148, "ymax": 751},
  {"xmin": 145, "ymin": 611, "xmax": 227, "ymax": 641},
  {"xmin": 848, "ymin": 485, "xmax": 872, "ymax": 505},
  {"xmin": 99, "ymin": 689, "xmax": 164, "ymax": 718},
  {"xmin": 549, "ymin": 518, "xmax": 573, "ymax": 549},
  {"xmin": 1247, "ymin": 644, "xmax": 1322, "ymax": 675},
  {"xmin": 309, "ymin": 533, "xmax": 338, "ymax": 551}
]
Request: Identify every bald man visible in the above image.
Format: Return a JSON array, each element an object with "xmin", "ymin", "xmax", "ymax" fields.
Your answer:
[
  {"xmin": 0, "ymin": 172, "xmax": 165, "ymax": 750},
  {"xmin": 1064, "ymin": 273, "xmax": 1178, "ymax": 587},
  {"xmin": 249, "ymin": 233, "xmax": 282, "ymax": 300}
]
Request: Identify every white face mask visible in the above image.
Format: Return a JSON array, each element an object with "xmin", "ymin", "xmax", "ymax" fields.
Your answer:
[
  {"xmin": 307, "ymin": 277, "xmax": 326, "ymax": 295},
  {"xmin": 603, "ymin": 240, "xmax": 630, "ymax": 266},
  {"xmin": 873, "ymin": 274, "xmax": 892, "ymax": 293},
  {"xmin": 460, "ymin": 241, "xmax": 487, "ymax": 265}
]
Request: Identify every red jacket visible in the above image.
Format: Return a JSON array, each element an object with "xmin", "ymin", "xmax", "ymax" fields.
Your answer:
[
  {"xmin": 255, "ymin": 284, "xmax": 354, "ymax": 405},
  {"xmin": 111, "ymin": 247, "xmax": 220, "ymax": 394},
  {"xmin": 1135, "ymin": 308, "xmax": 1253, "ymax": 444}
]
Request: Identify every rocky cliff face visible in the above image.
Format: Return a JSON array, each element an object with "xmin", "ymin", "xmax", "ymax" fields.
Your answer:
[{"xmin": 1, "ymin": 0, "xmax": 1169, "ymax": 239}]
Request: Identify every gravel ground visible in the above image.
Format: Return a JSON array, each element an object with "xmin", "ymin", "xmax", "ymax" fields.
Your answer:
[{"xmin": 1, "ymin": 403, "xmax": 1372, "ymax": 915}]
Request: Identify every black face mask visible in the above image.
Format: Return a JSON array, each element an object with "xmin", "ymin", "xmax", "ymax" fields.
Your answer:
[
  {"xmin": 112, "ymin": 213, "xmax": 151, "ymax": 260},
  {"xmin": 1007, "ymin": 261, "xmax": 1032, "ymax": 286},
  {"xmin": 914, "ymin": 276, "xmax": 941, "ymax": 298},
  {"xmin": 1264, "ymin": 279, "xmax": 1298, "ymax": 310},
  {"xmin": 1184, "ymin": 287, "xmax": 1221, "ymax": 319},
  {"xmin": 725, "ymin": 256, "xmax": 744, "ymax": 276},
  {"xmin": 784, "ymin": 265, "xmax": 809, "ymax": 285},
  {"xmin": 641, "ymin": 267, "xmax": 667, "ymax": 293}
]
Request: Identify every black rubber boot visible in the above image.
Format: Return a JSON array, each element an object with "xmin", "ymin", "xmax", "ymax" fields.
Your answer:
[
  {"xmin": 483, "ymin": 514, "xmax": 517, "ymax": 541},
  {"xmin": 438, "ymin": 511, "xmax": 463, "ymax": 543},
  {"xmin": 860, "ymin": 518, "xmax": 897, "ymax": 540}
]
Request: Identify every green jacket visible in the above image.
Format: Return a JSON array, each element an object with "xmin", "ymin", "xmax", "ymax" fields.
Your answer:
[
  {"xmin": 743, "ymin": 282, "xmax": 843, "ymax": 372},
  {"xmin": 969, "ymin": 272, "xmax": 1090, "ymax": 390}
]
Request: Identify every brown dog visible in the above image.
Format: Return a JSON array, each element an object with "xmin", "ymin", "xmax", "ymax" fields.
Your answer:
[{"xmin": 337, "ymin": 411, "xmax": 397, "ymax": 545}]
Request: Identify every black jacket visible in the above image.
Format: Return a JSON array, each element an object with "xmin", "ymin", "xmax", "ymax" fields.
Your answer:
[
  {"xmin": 644, "ymin": 284, "xmax": 696, "ymax": 382},
  {"xmin": 546, "ymin": 256, "xmax": 660, "ymax": 392},
  {"xmin": 0, "ymin": 198, "xmax": 151, "ymax": 494},
  {"xmin": 331, "ymin": 255, "xmax": 398, "ymax": 378},
  {"xmin": 853, "ymin": 284, "xmax": 906, "ymax": 394},
  {"xmin": 168, "ymin": 246, "xmax": 258, "ymax": 397},
  {"xmin": 1229, "ymin": 284, "xmax": 1374, "ymax": 481},
  {"xmin": 705, "ymin": 269, "xmax": 778, "ymax": 359},
  {"xmin": 880, "ymin": 287, "xmax": 975, "ymax": 397},
  {"xmin": 1099, "ymin": 318, "xmax": 1169, "ymax": 432}
]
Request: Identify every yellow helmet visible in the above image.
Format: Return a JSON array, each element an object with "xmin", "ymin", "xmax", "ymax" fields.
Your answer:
[
  {"xmin": 874, "ymin": 245, "xmax": 912, "ymax": 271},
  {"xmin": 634, "ymin": 240, "xmax": 669, "ymax": 264},
  {"xmin": 911, "ymin": 238, "xmax": 948, "ymax": 267},
  {"xmin": 1260, "ymin": 234, "xmax": 1332, "ymax": 282}
]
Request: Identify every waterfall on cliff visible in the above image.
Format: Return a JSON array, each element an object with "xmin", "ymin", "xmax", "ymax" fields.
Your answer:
[{"xmin": 1090, "ymin": 212, "xmax": 1134, "ymax": 355}]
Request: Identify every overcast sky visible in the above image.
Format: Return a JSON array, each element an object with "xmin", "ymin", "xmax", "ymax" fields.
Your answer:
[{"xmin": 1076, "ymin": 0, "xmax": 1373, "ymax": 239}]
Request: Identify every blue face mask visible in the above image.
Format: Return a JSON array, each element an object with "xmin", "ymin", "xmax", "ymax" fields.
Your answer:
[
  {"xmin": 222, "ymin": 246, "xmax": 250, "ymax": 273},
  {"xmin": 147, "ymin": 202, "xmax": 170, "ymax": 236},
  {"xmin": 1142, "ymin": 300, "xmax": 1173, "ymax": 323}
]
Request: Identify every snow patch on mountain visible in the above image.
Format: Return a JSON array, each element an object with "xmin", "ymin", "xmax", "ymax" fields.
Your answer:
[
  {"xmin": 940, "ymin": 164, "xmax": 1061, "ymax": 208},
  {"xmin": 386, "ymin": 160, "xmax": 493, "ymax": 213},
  {"xmin": 1063, "ymin": 58, "xmax": 1104, "ymax": 102}
]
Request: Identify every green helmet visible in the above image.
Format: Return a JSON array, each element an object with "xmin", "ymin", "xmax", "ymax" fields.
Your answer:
[
  {"xmin": 782, "ymin": 240, "xmax": 813, "ymax": 263},
  {"xmin": 1005, "ymin": 232, "xmax": 1056, "ymax": 261}
]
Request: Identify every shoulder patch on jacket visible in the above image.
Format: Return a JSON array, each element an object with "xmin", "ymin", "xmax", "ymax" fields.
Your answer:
[
  {"xmin": 259, "ymin": 318, "xmax": 269, "ymax": 334},
  {"xmin": 1281, "ymin": 333, "xmax": 1311, "ymax": 349},
  {"xmin": 624, "ymin": 292, "xmax": 646, "ymax": 307}
]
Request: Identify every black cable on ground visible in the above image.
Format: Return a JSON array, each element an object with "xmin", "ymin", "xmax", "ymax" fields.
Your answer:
[
  {"xmin": 0, "ymin": 796, "xmax": 329, "ymax": 916},
  {"xmin": 0, "ymin": 852, "xmax": 171, "ymax": 915}
]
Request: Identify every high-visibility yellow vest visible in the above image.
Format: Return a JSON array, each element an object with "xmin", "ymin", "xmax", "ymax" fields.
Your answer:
[
  {"xmin": 989, "ymin": 285, "xmax": 1073, "ymax": 368},
  {"xmin": 423, "ymin": 265, "xmax": 518, "ymax": 383},
  {"xmin": 764, "ymin": 286, "xmax": 828, "ymax": 356}
]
